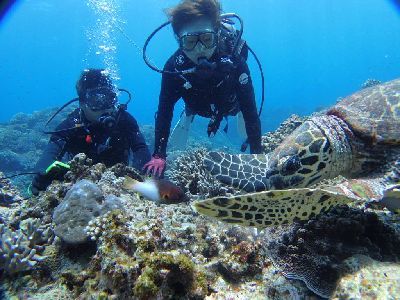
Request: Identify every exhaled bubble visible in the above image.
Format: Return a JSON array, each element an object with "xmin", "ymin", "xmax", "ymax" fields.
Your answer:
[{"xmin": 86, "ymin": 0, "xmax": 121, "ymax": 82}]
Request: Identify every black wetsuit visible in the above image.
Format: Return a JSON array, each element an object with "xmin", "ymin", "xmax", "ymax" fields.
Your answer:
[
  {"xmin": 154, "ymin": 42, "xmax": 262, "ymax": 158},
  {"xmin": 32, "ymin": 108, "xmax": 151, "ymax": 193}
]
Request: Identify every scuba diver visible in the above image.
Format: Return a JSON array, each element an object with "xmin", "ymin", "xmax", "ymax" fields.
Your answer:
[
  {"xmin": 31, "ymin": 68, "xmax": 151, "ymax": 195},
  {"xmin": 143, "ymin": 0, "xmax": 262, "ymax": 177}
]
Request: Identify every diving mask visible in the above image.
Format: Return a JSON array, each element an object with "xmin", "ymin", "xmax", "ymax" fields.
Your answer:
[
  {"xmin": 84, "ymin": 87, "xmax": 117, "ymax": 111},
  {"xmin": 179, "ymin": 31, "xmax": 218, "ymax": 51}
]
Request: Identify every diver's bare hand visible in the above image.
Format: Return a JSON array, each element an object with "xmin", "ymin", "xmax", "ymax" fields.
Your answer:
[{"xmin": 143, "ymin": 155, "xmax": 166, "ymax": 177}]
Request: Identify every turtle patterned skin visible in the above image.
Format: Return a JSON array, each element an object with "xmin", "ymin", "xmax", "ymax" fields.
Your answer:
[
  {"xmin": 195, "ymin": 78, "xmax": 400, "ymax": 227},
  {"xmin": 204, "ymin": 78, "xmax": 400, "ymax": 193}
]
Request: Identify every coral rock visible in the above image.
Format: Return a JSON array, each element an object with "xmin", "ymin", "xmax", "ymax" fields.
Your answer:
[
  {"xmin": 52, "ymin": 180, "xmax": 124, "ymax": 244},
  {"xmin": 266, "ymin": 206, "xmax": 400, "ymax": 298},
  {"xmin": 333, "ymin": 254, "xmax": 400, "ymax": 299},
  {"xmin": 166, "ymin": 147, "xmax": 235, "ymax": 199},
  {"xmin": 0, "ymin": 218, "xmax": 53, "ymax": 275}
]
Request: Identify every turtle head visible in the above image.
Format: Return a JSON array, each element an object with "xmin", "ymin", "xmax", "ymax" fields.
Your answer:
[
  {"xmin": 204, "ymin": 117, "xmax": 352, "ymax": 192},
  {"xmin": 266, "ymin": 116, "xmax": 355, "ymax": 189},
  {"xmin": 264, "ymin": 153, "xmax": 305, "ymax": 189},
  {"xmin": 264, "ymin": 120, "xmax": 335, "ymax": 189}
]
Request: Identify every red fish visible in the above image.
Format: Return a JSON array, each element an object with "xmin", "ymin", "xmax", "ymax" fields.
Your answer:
[{"xmin": 123, "ymin": 176, "xmax": 188, "ymax": 204}]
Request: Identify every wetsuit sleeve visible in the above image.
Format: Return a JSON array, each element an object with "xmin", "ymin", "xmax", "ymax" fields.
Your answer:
[
  {"xmin": 153, "ymin": 58, "xmax": 181, "ymax": 158},
  {"xmin": 124, "ymin": 113, "xmax": 151, "ymax": 170},
  {"xmin": 34, "ymin": 118, "xmax": 72, "ymax": 172},
  {"xmin": 235, "ymin": 61, "xmax": 263, "ymax": 154},
  {"xmin": 31, "ymin": 116, "xmax": 72, "ymax": 194}
]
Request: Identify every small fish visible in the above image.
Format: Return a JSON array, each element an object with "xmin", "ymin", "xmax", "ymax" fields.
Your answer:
[{"xmin": 123, "ymin": 176, "xmax": 188, "ymax": 204}]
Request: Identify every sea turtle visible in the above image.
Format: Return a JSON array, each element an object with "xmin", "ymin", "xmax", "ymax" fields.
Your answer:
[{"xmin": 194, "ymin": 78, "xmax": 400, "ymax": 227}]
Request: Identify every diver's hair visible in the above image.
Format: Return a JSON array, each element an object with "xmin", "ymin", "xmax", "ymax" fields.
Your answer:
[
  {"xmin": 76, "ymin": 68, "xmax": 114, "ymax": 100},
  {"xmin": 167, "ymin": 0, "xmax": 222, "ymax": 35}
]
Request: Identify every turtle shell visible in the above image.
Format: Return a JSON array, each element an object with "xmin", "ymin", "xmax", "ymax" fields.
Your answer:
[{"xmin": 328, "ymin": 78, "xmax": 400, "ymax": 144}]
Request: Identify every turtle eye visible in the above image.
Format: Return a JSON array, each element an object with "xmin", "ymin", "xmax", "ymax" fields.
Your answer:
[{"xmin": 280, "ymin": 155, "xmax": 301, "ymax": 176}]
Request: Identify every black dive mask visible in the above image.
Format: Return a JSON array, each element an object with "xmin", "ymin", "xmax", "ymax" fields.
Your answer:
[
  {"xmin": 84, "ymin": 87, "xmax": 117, "ymax": 111},
  {"xmin": 179, "ymin": 31, "xmax": 218, "ymax": 51},
  {"xmin": 44, "ymin": 88, "xmax": 132, "ymax": 135}
]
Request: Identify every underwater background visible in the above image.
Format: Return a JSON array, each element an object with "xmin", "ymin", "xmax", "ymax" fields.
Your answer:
[
  {"xmin": 1, "ymin": 1, "xmax": 400, "ymax": 299},
  {"xmin": 1, "ymin": 0, "xmax": 399, "ymax": 133}
]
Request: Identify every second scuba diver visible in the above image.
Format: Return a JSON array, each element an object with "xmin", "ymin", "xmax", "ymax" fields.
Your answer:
[
  {"xmin": 31, "ymin": 68, "xmax": 151, "ymax": 195},
  {"xmin": 143, "ymin": 0, "xmax": 262, "ymax": 177}
]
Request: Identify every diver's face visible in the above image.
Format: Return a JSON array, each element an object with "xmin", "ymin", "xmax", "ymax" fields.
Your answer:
[
  {"xmin": 178, "ymin": 18, "xmax": 218, "ymax": 64},
  {"xmin": 80, "ymin": 86, "xmax": 117, "ymax": 123},
  {"xmin": 81, "ymin": 104, "xmax": 115, "ymax": 124}
]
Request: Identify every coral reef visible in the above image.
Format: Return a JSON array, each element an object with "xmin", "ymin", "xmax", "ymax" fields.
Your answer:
[
  {"xmin": 0, "ymin": 218, "xmax": 53, "ymax": 275},
  {"xmin": 361, "ymin": 78, "xmax": 382, "ymax": 89},
  {"xmin": 0, "ymin": 149, "xmax": 25, "ymax": 171},
  {"xmin": 332, "ymin": 254, "xmax": 400, "ymax": 299},
  {"xmin": 66, "ymin": 210, "xmax": 211, "ymax": 299},
  {"xmin": 265, "ymin": 205, "xmax": 400, "ymax": 298},
  {"xmin": 384, "ymin": 158, "xmax": 400, "ymax": 184},
  {"xmin": 0, "ymin": 172, "xmax": 23, "ymax": 207},
  {"xmin": 166, "ymin": 147, "xmax": 237, "ymax": 199},
  {"xmin": 0, "ymin": 152, "xmax": 284, "ymax": 299},
  {"xmin": 0, "ymin": 107, "xmax": 74, "ymax": 170},
  {"xmin": 133, "ymin": 252, "xmax": 206, "ymax": 299},
  {"xmin": 40, "ymin": 156, "xmax": 294, "ymax": 298},
  {"xmin": 216, "ymin": 240, "xmax": 266, "ymax": 283}
]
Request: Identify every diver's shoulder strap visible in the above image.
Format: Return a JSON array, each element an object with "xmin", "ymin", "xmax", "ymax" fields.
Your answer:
[
  {"xmin": 235, "ymin": 39, "xmax": 247, "ymax": 60},
  {"xmin": 219, "ymin": 22, "xmax": 247, "ymax": 61}
]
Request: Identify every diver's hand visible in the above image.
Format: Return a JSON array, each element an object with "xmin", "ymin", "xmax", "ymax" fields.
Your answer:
[
  {"xmin": 143, "ymin": 155, "xmax": 166, "ymax": 177},
  {"xmin": 250, "ymin": 143, "xmax": 263, "ymax": 154},
  {"xmin": 31, "ymin": 173, "xmax": 51, "ymax": 196}
]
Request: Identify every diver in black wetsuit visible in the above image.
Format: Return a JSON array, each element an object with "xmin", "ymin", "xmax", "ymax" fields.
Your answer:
[
  {"xmin": 31, "ymin": 69, "xmax": 151, "ymax": 195},
  {"xmin": 144, "ymin": 0, "xmax": 262, "ymax": 177}
]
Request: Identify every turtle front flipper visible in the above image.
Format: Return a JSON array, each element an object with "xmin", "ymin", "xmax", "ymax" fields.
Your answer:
[
  {"xmin": 204, "ymin": 151, "xmax": 271, "ymax": 192},
  {"xmin": 193, "ymin": 188, "xmax": 356, "ymax": 228}
]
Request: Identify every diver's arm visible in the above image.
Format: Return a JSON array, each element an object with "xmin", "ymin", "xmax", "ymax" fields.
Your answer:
[
  {"xmin": 34, "ymin": 115, "xmax": 75, "ymax": 172},
  {"xmin": 235, "ymin": 62, "xmax": 262, "ymax": 154},
  {"xmin": 153, "ymin": 60, "xmax": 181, "ymax": 158},
  {"xmin": 123, "ymin": 113, "xmax": 151, "ymax": 170},
  {"xmin": 31, "ymin": 117, "xmax": 71, "ymax": 194},
  {"xmin": 34, "ymin": 138, "xmax": 67, "ymax": 172}
]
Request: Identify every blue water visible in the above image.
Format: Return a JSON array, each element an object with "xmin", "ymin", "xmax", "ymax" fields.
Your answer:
[{"xmin": 0, "ymin": 0, "xmax": 399, "ymax": 132}]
